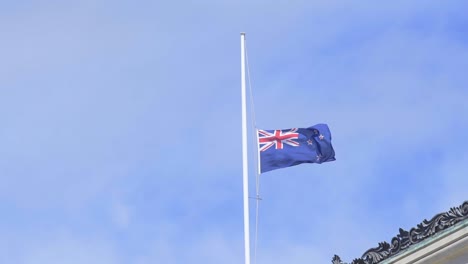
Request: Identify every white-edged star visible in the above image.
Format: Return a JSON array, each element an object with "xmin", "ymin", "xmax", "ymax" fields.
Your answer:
[
  {"xmin": 307, "ymin": 139, "xmax": 313, "ymax": 145},
  {"xmin": 319, "ymin": 134, "xmax": 324, "ymax": 140}
]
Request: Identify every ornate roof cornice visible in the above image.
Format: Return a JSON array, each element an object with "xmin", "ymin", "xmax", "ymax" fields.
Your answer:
[{"xmin": 332, "ymin": 200, "xmax": 468, "ymax": 264}]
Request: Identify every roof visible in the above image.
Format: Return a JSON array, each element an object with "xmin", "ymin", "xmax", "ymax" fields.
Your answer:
[{"xmin": 332, "ymin": 200, "xmax": 468, "ymax": 264}]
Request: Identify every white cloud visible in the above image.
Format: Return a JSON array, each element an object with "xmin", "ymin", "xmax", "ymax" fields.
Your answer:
[{"xmin": 2, "ymin": 232, "xmax": 120, "ymax": 264}]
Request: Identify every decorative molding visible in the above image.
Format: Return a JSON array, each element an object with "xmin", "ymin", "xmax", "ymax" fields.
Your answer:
[{"xmin": 332, "ymin": 200, "xmax": 468, "ymax": 264}]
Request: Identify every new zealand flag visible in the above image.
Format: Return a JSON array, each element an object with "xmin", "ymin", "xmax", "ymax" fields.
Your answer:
[{"xmin": 258, "ymin": 124, "xmax": 335, "ymax": 173}]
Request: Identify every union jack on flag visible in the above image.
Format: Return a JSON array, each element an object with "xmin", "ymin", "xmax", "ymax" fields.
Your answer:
[
  {"xmin": 257, "ymin": 124, "xmax": 335, "ymax": 173},
  {"xmin": 258, "ymin": 128, "xmax": 300, "ymax": 152}
]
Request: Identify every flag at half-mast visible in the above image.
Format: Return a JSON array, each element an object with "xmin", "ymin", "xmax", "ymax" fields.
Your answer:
[{"xmin": 258, "ymin": 123, "xmax": 335, "ymax": 173}]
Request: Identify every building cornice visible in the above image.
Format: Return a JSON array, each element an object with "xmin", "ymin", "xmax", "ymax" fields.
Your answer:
[{"xmin": 332, "ymin": 200, "xmax": 468, "ymax": 264}]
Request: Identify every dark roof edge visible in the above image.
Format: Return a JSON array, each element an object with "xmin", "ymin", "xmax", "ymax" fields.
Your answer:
[{"xmin": 332, "ymin": 200, "xmax": 468, "ymax": 264}]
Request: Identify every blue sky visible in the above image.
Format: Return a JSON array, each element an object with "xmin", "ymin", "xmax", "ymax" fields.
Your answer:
[{"xmin": 1, "ymin": 1, "xmax": 468, "ymax": 263}]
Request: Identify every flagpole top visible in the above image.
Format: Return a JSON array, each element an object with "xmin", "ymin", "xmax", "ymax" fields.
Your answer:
[{"xmin": 240, "ymin": 32, "xmax": 246, "ymax": 35}]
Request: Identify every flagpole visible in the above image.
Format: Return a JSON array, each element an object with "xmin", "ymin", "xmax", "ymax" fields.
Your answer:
[{"xmin": 240, "ymin": 32, "xmax": 251, "ymax": 264}]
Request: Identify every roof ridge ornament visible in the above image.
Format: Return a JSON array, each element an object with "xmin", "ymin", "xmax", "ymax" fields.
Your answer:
[{"xmin": 332, "ymin": 200, "xmax": 468, "ymax": 264}]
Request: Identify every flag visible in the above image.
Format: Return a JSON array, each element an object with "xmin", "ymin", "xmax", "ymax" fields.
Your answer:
[{"xmin": 258, "ymin": 123, "xmax": 335, "ymax": 173}]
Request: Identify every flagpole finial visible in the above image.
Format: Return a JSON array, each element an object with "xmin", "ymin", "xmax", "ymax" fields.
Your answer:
[{"xmin": 241, "ymin": 32, "xmax": 246, "ymax": 35}]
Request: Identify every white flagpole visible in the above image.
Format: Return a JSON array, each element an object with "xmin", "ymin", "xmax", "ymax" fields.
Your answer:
[{"xmin": 240, "ymin": 32, "xmax": 251, "ymax": 264}]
